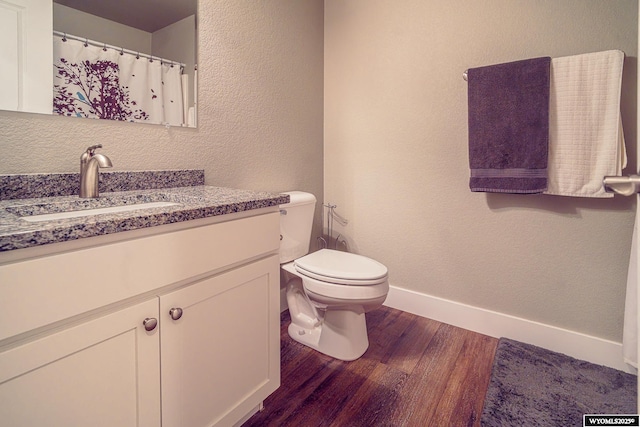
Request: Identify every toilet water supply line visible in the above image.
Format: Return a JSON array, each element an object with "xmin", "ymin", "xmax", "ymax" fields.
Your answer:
[{"xmin": 318, "ymin": 203, "xmax": 349, "ymax": 250}]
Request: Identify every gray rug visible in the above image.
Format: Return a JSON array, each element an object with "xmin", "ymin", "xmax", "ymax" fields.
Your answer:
[{"xmin": 481, "ymin": 338, "xmax": 637, "ymax": 427}]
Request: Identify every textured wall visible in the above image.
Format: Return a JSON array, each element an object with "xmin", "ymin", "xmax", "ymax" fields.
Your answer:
[
  {"xmin": 324, "ymin": 0, "xmax": 637, "ymax": 342},
  {"xmin": 2, "ymin": 1, "xmax": 636, "ymax": 343},
  {"xmin": 0, "ymin": 1, "xmax": 324, "ymax": 218}
]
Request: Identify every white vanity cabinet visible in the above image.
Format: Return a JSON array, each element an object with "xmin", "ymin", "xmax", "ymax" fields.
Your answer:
[{"xmin": 0, "ymin": 209, "xmax": 282, "ymax": 427}]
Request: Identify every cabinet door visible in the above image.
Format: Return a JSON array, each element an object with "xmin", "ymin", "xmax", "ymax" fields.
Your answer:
[
  {"xmin": 0, "ymin": 298, "xmax": 161, "ymax": 427},
  {"xmin": 161, "ymin": 255, "xmax": 281, "ymax": 427}
]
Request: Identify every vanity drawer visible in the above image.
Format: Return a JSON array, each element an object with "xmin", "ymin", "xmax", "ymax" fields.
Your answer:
[{"xmin": 0, "ymin": 211, "xmax": 280, "ymax": 342}]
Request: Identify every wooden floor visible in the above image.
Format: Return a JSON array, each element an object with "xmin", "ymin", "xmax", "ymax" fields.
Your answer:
[{"xmin": 243, "ymin": 305, "xmax": 498, "ymax": 427}]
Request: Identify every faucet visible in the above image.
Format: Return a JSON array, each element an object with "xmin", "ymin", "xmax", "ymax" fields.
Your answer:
[{"xmin": 79, "ymin": 145, "xmax": 112, "ymax": 198}]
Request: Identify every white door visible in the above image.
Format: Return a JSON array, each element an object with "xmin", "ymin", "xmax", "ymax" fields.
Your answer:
[
  {"xmin": 636, "ymin": 7, "xmax": 640, "ymax": 409},
  {"xmin": 0, "ymin": 0, "xmax": 52, "ymax": 113},
  {"xmin": 610, "ymin": 6, "xmax": 639, "ymax": 407},
  {"xmin": 627, "ymin": 5, "xmax": 640, "ymax": 408},
  {"xmin": 628, "ymin": 8, "xmax": 640, "ymax": 408},
  {"xmin": 0, "ymin": 298, "xmax": 161, "ymax": 427}
]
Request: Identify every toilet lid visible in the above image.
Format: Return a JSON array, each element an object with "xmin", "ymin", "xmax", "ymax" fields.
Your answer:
[{"xmin": 294, "ymin": 249, "xmax": 388, "ymax": 285}]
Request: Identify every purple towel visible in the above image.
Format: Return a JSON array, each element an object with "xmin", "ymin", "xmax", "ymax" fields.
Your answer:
[{"xmin": 467, "ymin": 57, "xmax": 551, "ymax": 193}]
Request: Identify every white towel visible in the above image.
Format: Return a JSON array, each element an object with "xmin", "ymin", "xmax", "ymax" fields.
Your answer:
[{"xmin": 544, "ymin": 50, "xmax": 627, "ymax": 198}]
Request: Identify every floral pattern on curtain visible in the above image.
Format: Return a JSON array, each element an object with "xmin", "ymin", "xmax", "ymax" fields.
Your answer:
[{"xmin": 53, "ymin": 35, "xmax": 184, "ymax": 126}]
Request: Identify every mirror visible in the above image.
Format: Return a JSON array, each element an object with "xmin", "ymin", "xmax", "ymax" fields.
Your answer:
[{"xmin": 1, "ymin": 0, "xmax": 197, "ymax": 127}]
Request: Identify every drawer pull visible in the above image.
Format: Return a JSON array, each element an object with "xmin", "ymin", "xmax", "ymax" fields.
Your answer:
[
  {"xmin": 143, "ymin": 317, "xmax": 158, "ymax": 331},
  {"xmin": 169, "ymin": 307, "xmax": 183, "ymax": 321}
]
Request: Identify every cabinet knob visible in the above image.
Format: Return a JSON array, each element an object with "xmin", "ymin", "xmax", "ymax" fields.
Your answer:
[
  {"xmin": 169, "ymin": 307, "xmax": 183, "ymax": 321},
  {"xmin": 143, "ymin": 317, "xmax": 158, "ymax": 331}
]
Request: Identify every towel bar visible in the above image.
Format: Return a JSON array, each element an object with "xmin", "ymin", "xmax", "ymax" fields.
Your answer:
[{"xmin": 603, "ymin": 175, "xmax": 640, "ymax": 196}]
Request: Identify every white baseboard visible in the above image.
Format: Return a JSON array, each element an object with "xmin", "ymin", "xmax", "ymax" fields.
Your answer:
[{"xmin": 384, "ymin": 285, "xmax": 637, "ymax": 374}]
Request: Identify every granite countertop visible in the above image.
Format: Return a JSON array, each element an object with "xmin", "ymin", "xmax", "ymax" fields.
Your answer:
[{"xmin": 0, "ymin": 186, "xmax": 289, "ymax": 252}]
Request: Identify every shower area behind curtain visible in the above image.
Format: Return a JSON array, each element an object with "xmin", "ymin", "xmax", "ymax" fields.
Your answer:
[{"xmin": 52, "ymin": 34, "xmax": 185, "ymax": 127}]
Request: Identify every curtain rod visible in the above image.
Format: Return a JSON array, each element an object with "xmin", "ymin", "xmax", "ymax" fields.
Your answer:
[{"xmin": 53, "ymin": 31, "xmax": 187, "ymax": 69}]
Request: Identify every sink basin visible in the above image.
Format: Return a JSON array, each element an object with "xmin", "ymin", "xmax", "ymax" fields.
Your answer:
[{"xmin": 15, "ymin": 201, "xmax": 180, "ymax": 222}]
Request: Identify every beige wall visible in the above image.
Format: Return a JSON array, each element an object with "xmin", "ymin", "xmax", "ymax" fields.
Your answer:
[
  {"xmin": 153, "ymin": 15, "xmax": 197, "ymax": 110},
  {"xmin": 53, "ymin": 4, "xmax": 152, "ymax": 53},
  {"xmin": 2, "ymin": 1, "xmax": 636, "ymax": 344},
  {"xmin": 0, "ymin": 1, "xmax": 324, "ymax": 221},
  {"xmin": 325, "ymin": 0, "xmax": 638, "ymax": 342}
]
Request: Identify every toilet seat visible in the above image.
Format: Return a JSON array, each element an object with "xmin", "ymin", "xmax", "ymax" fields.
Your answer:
[
  {"xmin": 302, "ymin": 274, "xmax": 389, "ymax": 301},
  {"xmin": 294, "ymin": 249, "xmax": 388, "ymax": 286}
]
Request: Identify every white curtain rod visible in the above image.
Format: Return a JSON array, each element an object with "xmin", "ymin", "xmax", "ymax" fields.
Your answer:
[{"xmin": 53, "ymin": 31, "xmax": 187, "ymax": 69}]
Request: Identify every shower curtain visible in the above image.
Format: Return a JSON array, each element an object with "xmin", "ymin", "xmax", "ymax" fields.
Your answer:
[{"xmin": 53, "ymin": 35, "xmax": 184, "ymax": 126}]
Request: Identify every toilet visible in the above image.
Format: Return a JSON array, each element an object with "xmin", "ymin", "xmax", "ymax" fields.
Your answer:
[{"xmin": 280, "ymin": 191, "xmax": 389, "ymax": 361}]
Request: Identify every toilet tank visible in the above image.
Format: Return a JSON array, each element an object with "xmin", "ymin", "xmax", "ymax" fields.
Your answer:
[{"xmin": 279, "ymin": 191, "xmax": 317, "ymax": 263}]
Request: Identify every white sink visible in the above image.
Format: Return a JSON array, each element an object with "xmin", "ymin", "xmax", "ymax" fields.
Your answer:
[{"xmin": 20, "ymin": 202, "xmax": 180, "ymax": 222}]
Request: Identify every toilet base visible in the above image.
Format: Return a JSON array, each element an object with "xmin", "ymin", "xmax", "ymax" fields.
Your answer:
[{"xmin": 288, "ymin": 308, "xmax": 369, "ymax": 361}]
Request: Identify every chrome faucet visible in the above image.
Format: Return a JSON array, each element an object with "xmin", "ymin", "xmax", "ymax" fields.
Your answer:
[{"xmin": 80, "ymin": 145, "xmax": 112, "ymax": 198}]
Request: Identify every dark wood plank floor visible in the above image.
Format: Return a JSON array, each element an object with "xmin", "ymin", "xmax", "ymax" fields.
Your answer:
[{"xmin": 243, "ymin": 305, "xmax": 498, "ymax": 427}]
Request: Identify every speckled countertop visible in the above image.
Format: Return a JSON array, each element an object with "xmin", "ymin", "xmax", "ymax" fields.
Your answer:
[{"xmin": 0, "ymin": 186, "xmax": 289, "ymax": 252}]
